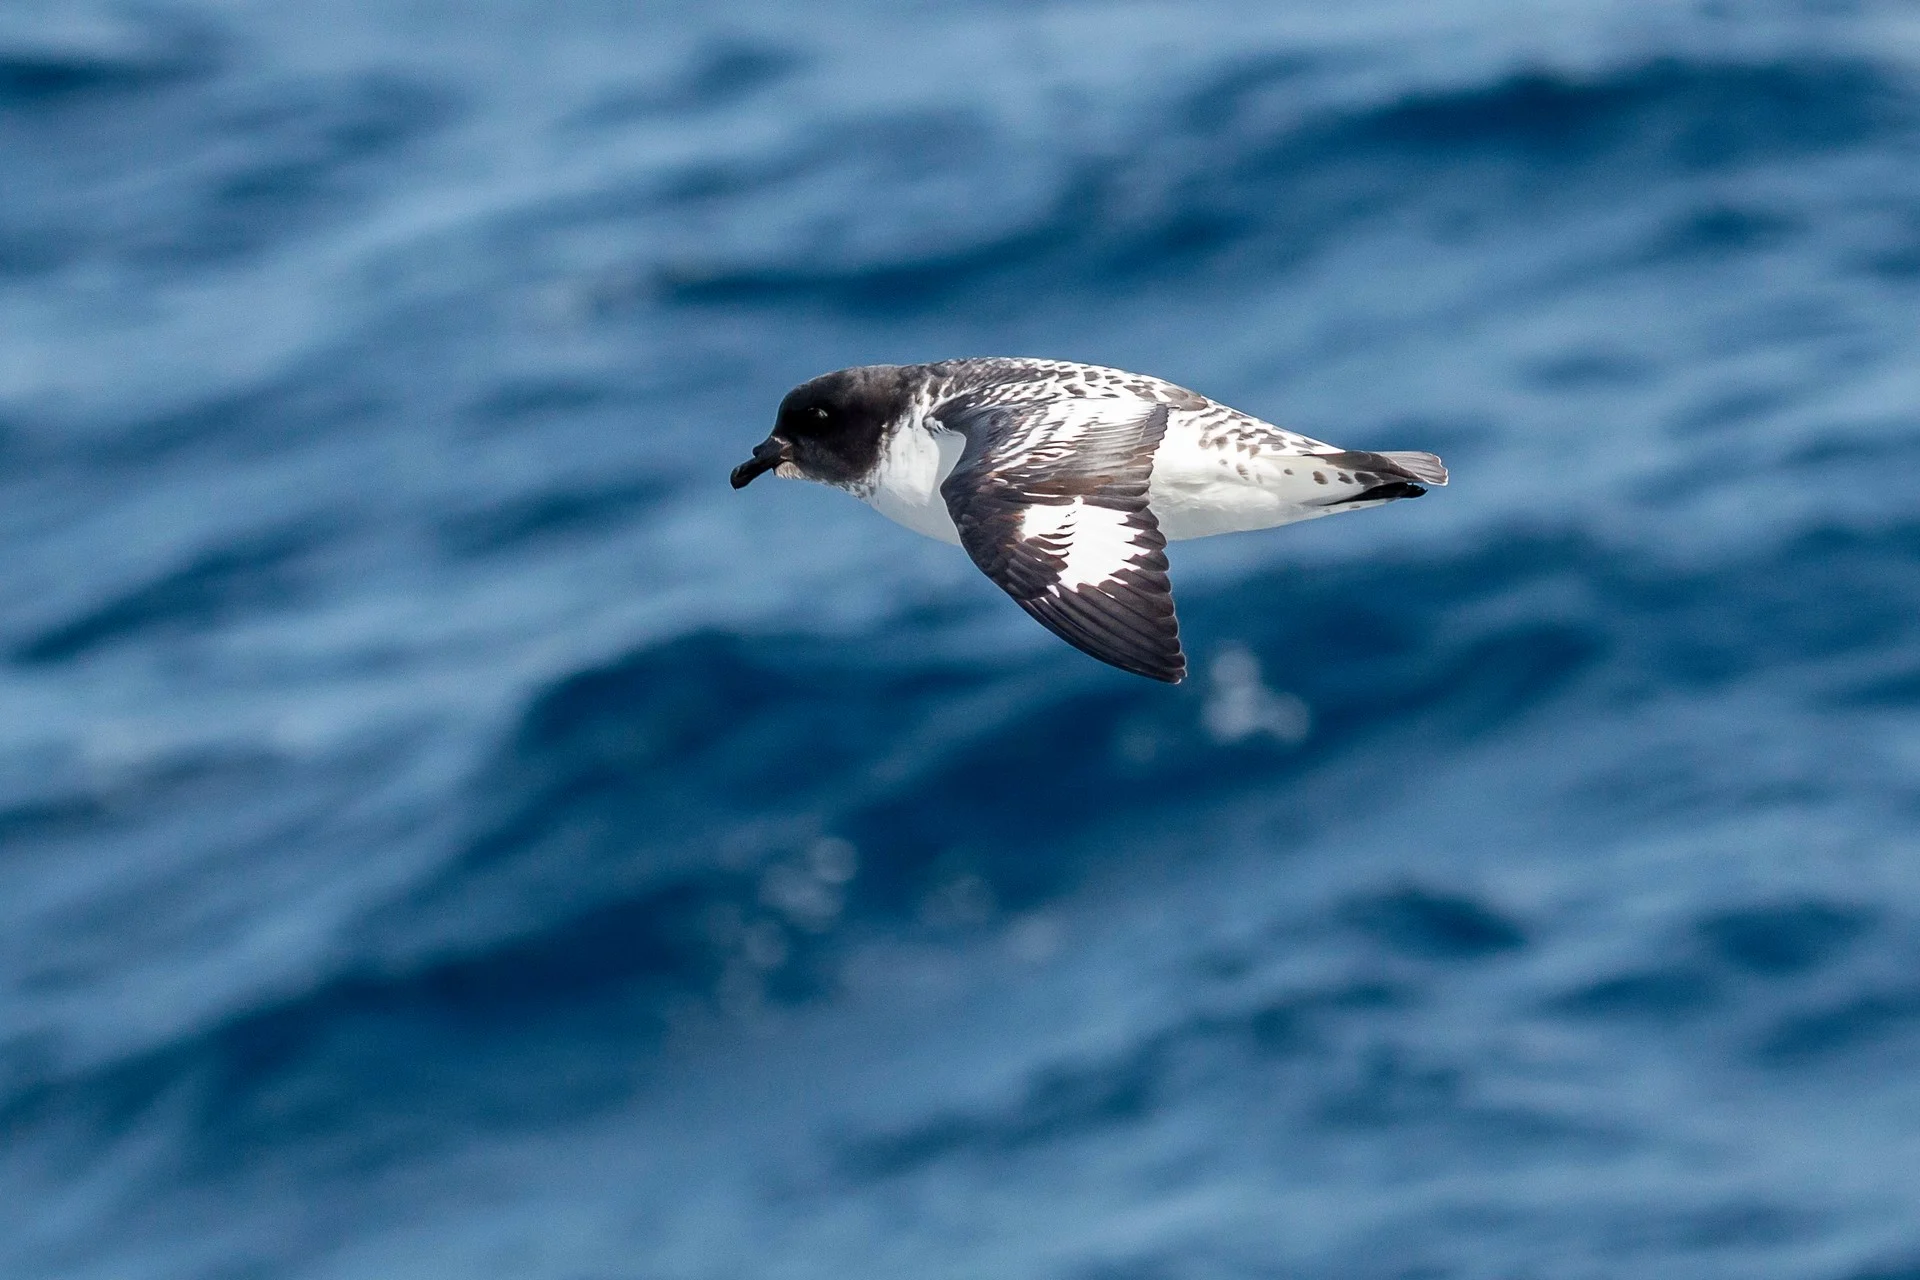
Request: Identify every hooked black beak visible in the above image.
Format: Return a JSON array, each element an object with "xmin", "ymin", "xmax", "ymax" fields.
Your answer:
[{"xmin": 729, "ymin": 437, "xmax": 791, "ymax": 489}]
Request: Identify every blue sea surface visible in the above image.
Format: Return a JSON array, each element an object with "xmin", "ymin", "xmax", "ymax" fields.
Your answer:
[{"xmin": 4, "ymin": 1, "xmax": 1920, "ymax": 1276}]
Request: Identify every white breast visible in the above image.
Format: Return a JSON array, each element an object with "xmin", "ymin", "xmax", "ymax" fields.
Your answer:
[{"xmin": 862, "ymin": 425, "xmax": 966, "ymax": 545}]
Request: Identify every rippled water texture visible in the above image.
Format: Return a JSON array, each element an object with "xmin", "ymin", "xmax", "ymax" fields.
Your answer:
[{"xmin": 4, "ymin": 2, "xmax": 1920, "ymax": 1276}]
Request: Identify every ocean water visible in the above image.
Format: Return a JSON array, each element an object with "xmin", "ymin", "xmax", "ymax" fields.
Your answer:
[{"xmin": 4, "ymin": 1, "xmax": 1920, "ymax": 1275}]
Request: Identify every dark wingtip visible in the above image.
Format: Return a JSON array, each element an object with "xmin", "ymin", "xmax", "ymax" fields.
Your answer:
[
  {"xmin": 1111, "ymin": 648, "xmax": 1186, "ymax": 684},
  {"xmin": 1106, "ymin": 657, "xmax": 1184, "ymax": 683}
]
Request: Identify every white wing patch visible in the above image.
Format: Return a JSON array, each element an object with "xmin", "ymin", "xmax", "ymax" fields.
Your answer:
[{"xmin": 1018, "ymin": 500, "xmax": 1151, "ymax": 593}]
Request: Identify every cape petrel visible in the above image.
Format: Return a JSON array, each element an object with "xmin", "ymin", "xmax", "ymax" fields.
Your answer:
[{"xmin": 731, "ymin": 358, "xmax": 1447, "ymax": 683}]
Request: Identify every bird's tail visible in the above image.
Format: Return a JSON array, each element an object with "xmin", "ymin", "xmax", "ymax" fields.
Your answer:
[
  {"xmin": 1304, "ymin": 449, "xmax": 1448, "ymax": 506},
  {"xmin": 1362, "ymin": 450, "xmax": 1448, "ymax": 486}
]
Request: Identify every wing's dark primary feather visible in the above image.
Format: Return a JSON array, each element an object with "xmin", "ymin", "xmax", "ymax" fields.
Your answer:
[{"xmin": 937, "ymin": 393, "xmax": 1186, "ymax": 683}]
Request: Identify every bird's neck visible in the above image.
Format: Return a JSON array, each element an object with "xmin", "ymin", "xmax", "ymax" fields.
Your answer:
[{"xmin": 858, "ymin": 419, "xmax": 965, "ymax": 545}]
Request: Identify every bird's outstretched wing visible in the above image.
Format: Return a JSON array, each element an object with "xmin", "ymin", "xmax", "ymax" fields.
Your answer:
[{"xmin": 937, "ymin": 393, "xmax": 1185, "ymax": 683}]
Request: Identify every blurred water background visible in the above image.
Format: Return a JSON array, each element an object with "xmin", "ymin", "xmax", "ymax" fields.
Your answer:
[{"xmin": 4, "ymin": 1, "xmax": 1920, "ymax": 1276}]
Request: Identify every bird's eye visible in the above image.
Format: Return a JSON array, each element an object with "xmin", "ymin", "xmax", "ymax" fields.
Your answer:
[{"xmin": 810, "ymin": 407, "xmax": 830, "ymax": 420}]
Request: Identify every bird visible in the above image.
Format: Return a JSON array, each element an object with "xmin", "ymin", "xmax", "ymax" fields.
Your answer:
[{"xmin": 730, "ymin": 358, "xmax": 1446, "ymax": 684}]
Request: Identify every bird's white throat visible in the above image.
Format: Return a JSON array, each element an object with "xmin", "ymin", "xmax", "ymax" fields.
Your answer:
[{"xmin": 861, "ymin": 424, "xmax": 965, "ymax": 545}]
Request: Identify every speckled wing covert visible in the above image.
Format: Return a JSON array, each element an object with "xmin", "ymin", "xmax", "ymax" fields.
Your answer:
[{"xmin": 937, "ymin": 393, "xmax": 1186, "ymax": 683}]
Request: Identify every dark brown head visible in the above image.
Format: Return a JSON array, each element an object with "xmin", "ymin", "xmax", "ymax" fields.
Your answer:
[{"xmin": 730, "ymin": 365, "xmax": 914, "ymax": 490}]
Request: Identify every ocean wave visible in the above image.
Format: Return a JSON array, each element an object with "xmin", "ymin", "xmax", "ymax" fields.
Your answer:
[
  {"xmin": 9, "ymin": 515, "xmax": 1917, "ymax": 1121},
  {"xmin": 0, "ymin": 10, "xmax": 219, "ymax": 108},
  {"xmin": 652, "ymin": 55, "xmax": 1913, "ymax": 310}
]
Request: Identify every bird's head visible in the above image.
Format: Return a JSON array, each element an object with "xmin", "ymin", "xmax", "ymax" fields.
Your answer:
[{"xmin": 730, "ymin": 365, "xmax": 908, "ymax": 490}]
